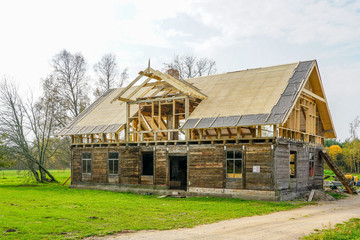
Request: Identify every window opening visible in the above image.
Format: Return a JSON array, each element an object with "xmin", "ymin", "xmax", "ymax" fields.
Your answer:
[
  {"xmin": 226, "ymin": 150, "xmax": 243, "ymax": 178},
  {"xmin": 108, "ymin": 152, "xmax": 119, "ymax": 175},
  {"xmin": 309, "ymin": 152, "xmax": 315, "ymax": 177},
  {"xmin": 290, "ymin": 151, "xmax": 296, "ymax": 178},
  {"xmin": 82, "ymin": 152, "xmax": 92, "ymax": 174},
  {"xmin": 142, "ymin": 152, "xmax": 154, "ymax": 176}
]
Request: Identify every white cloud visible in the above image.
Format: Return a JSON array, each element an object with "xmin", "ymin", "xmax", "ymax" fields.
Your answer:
[{"xmin": 185, "ymin": 0, "xmax": 360, "ymax": 51}]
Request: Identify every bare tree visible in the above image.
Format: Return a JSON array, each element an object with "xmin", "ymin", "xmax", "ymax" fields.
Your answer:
[
  {"xmin": 350, "ymin": 116, "xmax": 360, "ymax": 140},
  {"xmin": 163, "ymin": 54, "xmax": 217, "ymax": 79},
  {"xmin": 0, "ymin": 135, "xmax": 11, "ymax": 169},
  {"xmin": 0, "ymin": 78, "xmax": 57, "ymax": 182},
  {"xmin": 93, "ymin": 54, "xmax": 129, "ymax": 98},
  {"xmin": 47, "ymin": 49, "xmax": 89, "ymax": 119}
]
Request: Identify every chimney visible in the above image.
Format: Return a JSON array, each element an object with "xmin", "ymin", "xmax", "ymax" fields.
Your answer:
[{"xmin": 166, "ymin": 69, "xmax": 180, "ymax": 79}]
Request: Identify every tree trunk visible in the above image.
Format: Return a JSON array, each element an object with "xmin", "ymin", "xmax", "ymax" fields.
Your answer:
[{"xmin": 37, "ymin": 163, "xmax": 56, "ymax": 182}]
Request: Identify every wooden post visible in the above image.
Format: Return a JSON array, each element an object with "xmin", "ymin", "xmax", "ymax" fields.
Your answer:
[
  {"xmin": 185, "ymin": 97, "xmax": 189, "ymax": 119},
  {"xmin": 273, "ymin": 125, "xmax": 277, "ymax": 137},
  {"xmin": 126, "ymin": 102, "xmax": 130, "ymax": 143},
  {"xmin": 257, "ymin": 125, "xmax": 262, "ymax": 138},
  {"xmin": 158, "ymin": 102, "xmax": 161, "ymax": 131},
  {"xmin": 237, "ymin": 127, "xmax": 242, "ymax": 139},
  {"xmin": 151, "ymin": 101, "xmax": 155, "ymax": 130},
  {"xmin": 185, "ymin": 97, "xmax": 190, "ymax": 140},
  {"xmin": 115, "ymin": 133, "xmax": 119, "ymax": 142},
  {"xmin": 199, "ymin": 129, "xmax": 203, "ymax": 139}
]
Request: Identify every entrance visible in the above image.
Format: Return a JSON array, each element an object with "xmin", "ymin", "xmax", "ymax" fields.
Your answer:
[{"xmin": 169, "ymin": 156, "xmax": 187, "ymax": 190}]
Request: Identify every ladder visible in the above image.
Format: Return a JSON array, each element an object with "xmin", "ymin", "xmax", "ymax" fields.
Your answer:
[{"xmin": 320, "ymin": 151, "xmax": 357, "ymax": 194}]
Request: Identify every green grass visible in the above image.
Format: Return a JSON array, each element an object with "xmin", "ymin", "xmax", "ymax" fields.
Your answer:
[
  {"xmin": 304, "ymin": 218, "xmax": 360, "ymax": 240},
  {"xmin": 0, "ymin": 170, "xmax": 308, "ymax": 239}
]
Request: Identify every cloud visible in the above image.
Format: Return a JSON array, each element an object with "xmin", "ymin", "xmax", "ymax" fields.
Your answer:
[{"xmin": 183, "ymin": 0, "xmax": 360, "ymax": 51}]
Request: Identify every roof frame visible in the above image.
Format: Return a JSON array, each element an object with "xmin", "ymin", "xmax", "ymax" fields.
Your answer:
[
  {"xmin": 110, "ymin": 66, "xmax": 207, "ymax": 103},
  {"xmin": 281, "ymin": 61, "xmax": 336, "ymax": 138}
]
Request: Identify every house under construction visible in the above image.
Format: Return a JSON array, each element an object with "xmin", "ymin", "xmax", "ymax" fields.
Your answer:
[{"xmin": 59, "ymin": 60, "xmax": 337, "ymax": 201}]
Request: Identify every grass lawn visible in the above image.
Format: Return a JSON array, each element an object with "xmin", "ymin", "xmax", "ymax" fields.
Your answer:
[
  {"xmin": 0, "ymin": 170, "xmax": 309, "ymax": 239},
  {"xmin": 304, "ymin": 218, "xmax": 360, "ymax": 240}
]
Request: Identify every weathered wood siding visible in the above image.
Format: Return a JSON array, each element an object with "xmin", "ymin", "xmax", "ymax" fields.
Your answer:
[
  {"xmin": 245, "ymin": 144, "xmax": 273, "ymax": 190},
  {"xmin": 120, "ymin": 147, "xmax": 140, "ymax": 185},
  {"xmin": 188, "ymin": 145, "xmax": 224, "ymax": 189},
  {"xmin": 92, "ymin": 148, "xmax": 108, "ymax": 183},
  {"xmin": 274, "ymin": 139, "xmax": 324, "ymax": 198},
  {"xmin": 155, "ymin": 146, "xmax": 167, "ymax": 185},
  {"xmin": 70, "ymin": 141, "xmax": 323, "ymax": 200},
  {"xmin": 71, "ymin": 149, "xmax": 82, "ymax": 183}
]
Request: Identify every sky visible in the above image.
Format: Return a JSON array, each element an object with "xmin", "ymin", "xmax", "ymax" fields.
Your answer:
[{"xmin": 0, "ymin": 0, "xmax": 359, "ymax": 141}]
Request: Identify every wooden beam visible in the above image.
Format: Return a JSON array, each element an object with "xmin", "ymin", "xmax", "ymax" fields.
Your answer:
[
  {"xmin": 111, "ymin": 72, "xmax": 145, "ymax": 103},
  {"xmin": 185, "ymin": 97, "xmax": 189, "ymax": 119},
  {"xmin": 129, "ymin": 96, "xmax": 186, "ymax": 104},
  {"xmin": 127, "ymin": 77, "xmax": 152, "ymax": 100},
  {"xmin": 117, "ymin": 97, "xmax": 133, "ymax": 102},
  {"xmin": 303, "ymin": 89, "xmax": 326, "ymax": 102},
  {"xmin": 148, "ymin": 68, "xmax": 207, "ymax": 100},
  {"xmin": 126, "ymin": 103, "xmax": 130, "ymax": 142}
]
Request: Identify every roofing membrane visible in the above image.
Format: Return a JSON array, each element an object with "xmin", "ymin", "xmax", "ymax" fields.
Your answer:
[{"xmin": 58, "ymin": 60, "xmax": 335, "ymax": 136}]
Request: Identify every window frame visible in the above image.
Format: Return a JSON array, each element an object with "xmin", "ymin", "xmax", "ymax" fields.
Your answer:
[
  {"xmin": 82, "ymin": 152, "xmax": 92, "ymax": 174},
  {"xmin": 226, "ymin": 150, "xmax": 243, "ymax": 179},
  {"xmin": 108, "ymin": 152, "xmax": 119, "ymax": 175}
]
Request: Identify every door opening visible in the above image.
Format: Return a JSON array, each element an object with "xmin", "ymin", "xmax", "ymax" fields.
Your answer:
[{"xmin": 169, "ymin": 156, "xmax": 187, "ymax": 190}]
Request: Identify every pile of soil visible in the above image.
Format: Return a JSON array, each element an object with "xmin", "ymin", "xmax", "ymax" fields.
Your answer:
[{"xmin": 302, "ymin": 190, "xmax": 336, "ymax": 201}]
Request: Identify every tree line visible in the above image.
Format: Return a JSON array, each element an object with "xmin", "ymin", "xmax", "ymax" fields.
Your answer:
[
  {"xmin": 325, "ymin": 117, "xmax": 360, "ymax": 173},
  {"xmin": 0, "ymin": 50, "xmax": 216, "ymax": 182}
]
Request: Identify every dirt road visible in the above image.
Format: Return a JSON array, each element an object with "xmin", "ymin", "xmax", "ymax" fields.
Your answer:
[{"xmin": 94, "ymin": 195, "xmax": 360, "ymax": 240}]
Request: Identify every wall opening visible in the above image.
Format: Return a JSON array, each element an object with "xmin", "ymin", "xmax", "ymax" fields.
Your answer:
[
  {"xmin": 142, "ymin": 152, "xmax": 154, "ymax": 176},
  {"xmin": 290, "ymin": 151, "xmax": 296, "ymax": 178},
  {"xmin": 169, "ymin": 156, "xmax": 187, "ymax": 190},
  {"xmin": 309, "ymin": 152, "xmax": 315, "ymax": 178}
]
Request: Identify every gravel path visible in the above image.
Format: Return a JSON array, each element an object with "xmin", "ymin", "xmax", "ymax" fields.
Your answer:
[{"xmin": 91, "ymin": 194, "xmax": 360, "ymax": 240}]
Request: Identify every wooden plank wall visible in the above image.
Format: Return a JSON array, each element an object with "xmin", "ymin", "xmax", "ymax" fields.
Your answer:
[
  {"xmin": 273, "ymin": 143, "xmax": 290, "ymax": 190},
  {"xmin": 155, "ymin": 146, "xmax": 167, "ymax": 185},
  {"xmin": 92, "ymin": 148, "xmax": 108, "ymax": 183},
  {"xmin": 120, "ymin": 147, "xmax": 140, "ymax": 185},
  {"xmin": 71, "ymin": 142, "xmax": 323, "ymax": 197},
  {"xmin": 71, "ymin": 149, "xmax": 82, "ymax": 183},
  {"xmin": 313, "ymin": 149, "xmax": 324, "ymax": 188},
  {"xmin": 245, "ymin": 144, "xmax": 273, "ymax": 190},
  {"xmin": 188, "ymin": 145, "xmax": 225, "ymax": 188},
  {"xmin": 274, "ymin": 139, "xmax": 324, "ymax": 194},
  {"xmin": 290, "ymin": 144, "xmax": 308, "ymax": 192}
]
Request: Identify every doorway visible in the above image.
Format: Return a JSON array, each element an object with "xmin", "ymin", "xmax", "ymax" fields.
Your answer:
[{"xmin": 169, "ymin": 156, "xmax": 187, "ymax": 190}]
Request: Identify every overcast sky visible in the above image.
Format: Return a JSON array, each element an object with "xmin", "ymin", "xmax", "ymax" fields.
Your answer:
[{"xmin": 0, "ymin": 0, "xmax": 359, "ymax": 141}]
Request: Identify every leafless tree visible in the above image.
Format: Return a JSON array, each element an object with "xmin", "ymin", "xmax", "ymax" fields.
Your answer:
[
  {"xmin": 350, "ymin": 116, "xmax": 360, "ymax": 140},
  {"xmin": 0, "ymin": 135, "xmax": 11, "ymax": 168},
  {"xmin": 47, "ymin": 49, "xmax": 90, "ymax": 120},
  {"xmin": 0, "ymin": 78, "xmax": 57, "ymax": 182},
  {"xmin": 163, "ymin": 54, "xmax": 217, "ymax": 79},
  {"xmin": 93, "ymin": 54, "xmax": 129, "ymax": 98}
]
